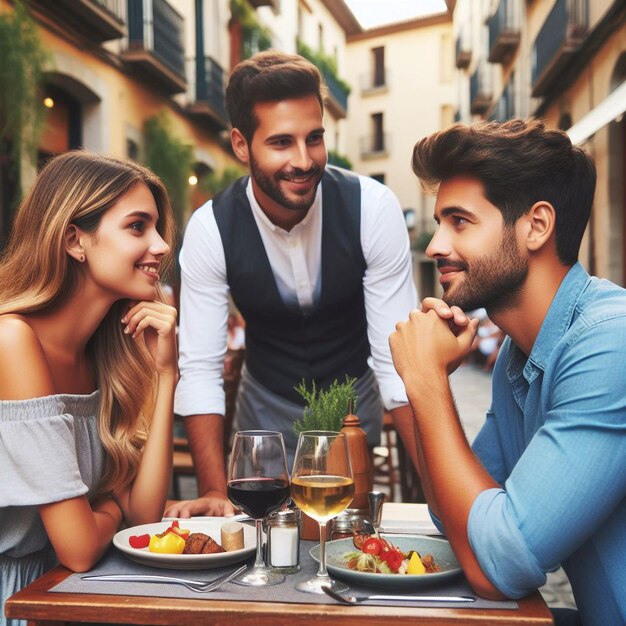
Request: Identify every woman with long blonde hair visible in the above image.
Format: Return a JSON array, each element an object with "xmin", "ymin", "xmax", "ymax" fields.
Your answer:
[{"xmin": 0, "ymin": 151, "xmax": 178, "ymax": 624}]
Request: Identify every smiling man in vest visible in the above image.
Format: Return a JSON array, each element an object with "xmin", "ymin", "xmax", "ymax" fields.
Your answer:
[{"xmin": 168, "ymin": 51, "xmax": 417, "ymax": 517}]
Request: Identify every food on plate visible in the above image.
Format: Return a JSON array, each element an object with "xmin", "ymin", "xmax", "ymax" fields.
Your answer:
[
  {"xmin": 183, "ymin": 532, "xmax": 210, "ymax": 554},
  {"xmin": 149, "ymin": 532, "xmax": 186, "ymax": 554},
  {"xmin": 167, "ymin": 520, "xmax": 191, "ymax": 539},
  {"xmin": 127, "ymin": 520, "xmax": 229, "ymax": 555},
  {"xmin": 183, "ymin": 532, "xmax": 225, "ymax": 555},
  {"xmin": 220, "ymin": 521, "xmax": 245, "ymax": 552},
  {"xmin": 128, "ymin": 533, "xmax": 150, "ymax": 549},
  {"xmin": 343, "ymin": 534, "xmax": 440, "ymax": 575}
]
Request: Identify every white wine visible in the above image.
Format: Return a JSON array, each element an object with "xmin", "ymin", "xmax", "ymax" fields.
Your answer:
[{"xmin": 291, "ymin": 475, "xmax": 355, "ymax": 522}]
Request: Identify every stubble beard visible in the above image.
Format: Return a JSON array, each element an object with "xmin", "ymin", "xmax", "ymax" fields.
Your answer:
[
  {"xmin": 442, "ymin": 227, "xmax": 528, "ymax": 314},
  {"xmin": 249, "ymin": 152, "xmax": 323, "ymax": 213}
]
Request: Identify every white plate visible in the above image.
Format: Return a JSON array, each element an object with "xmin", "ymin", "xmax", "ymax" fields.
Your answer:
[
  {"xmin": 310, "ymin": 535, "xmax": 461, "ymax": 590},
  {"xmin": 113, "ymin": 519, "xmax": 256, "ymax": 570}
]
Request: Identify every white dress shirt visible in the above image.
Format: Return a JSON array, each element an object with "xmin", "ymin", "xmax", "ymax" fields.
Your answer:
[{"xmin": 175, "ymin": 173, "xmax": 417, "ymax": 417}]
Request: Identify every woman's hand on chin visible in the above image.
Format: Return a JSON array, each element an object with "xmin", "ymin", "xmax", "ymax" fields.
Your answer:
[{"xmin": 121, "ymin": 301, "xmax": 178, "ymax": 377}]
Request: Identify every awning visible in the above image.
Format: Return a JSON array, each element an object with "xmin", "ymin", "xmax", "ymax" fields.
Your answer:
[{"xmin": 567, "ymin": 80, "xmax": 626, "ymax": 145}]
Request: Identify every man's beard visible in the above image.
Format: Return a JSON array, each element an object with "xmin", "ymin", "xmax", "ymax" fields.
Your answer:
[
  {"xmin": 439, "ymin": 227, "xmax": 528, "ymax": 313},
  {"xmin": 249, "ymin": 152, "xmax": 323, "ymax": 213}
]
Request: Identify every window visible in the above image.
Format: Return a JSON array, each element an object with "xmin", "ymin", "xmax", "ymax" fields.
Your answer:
[
  {"xmin": 371, "ymin": 112, "xmax": 384, "ymax": 152},
  {"xmin": 558, "ymin": 112, "xmax": 572, "ymax": 131},
  {"xmin": 127, "ymin": 139, "xmax": 139, "ymax": 160},
  {"xmin": 372, "ymin": 46, "xmax": 385, "ymax": 87}
]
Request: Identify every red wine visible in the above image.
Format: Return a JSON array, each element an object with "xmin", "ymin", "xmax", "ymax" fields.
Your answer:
[{"xmin": 227, "ymin": 478, "xmax": 290, "ymax": 519}]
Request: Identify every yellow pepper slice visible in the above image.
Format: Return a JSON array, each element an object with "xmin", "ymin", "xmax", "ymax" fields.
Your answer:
[
  {"xmin": 148, "ymin": 532, "xmax": 186, "ymax": 554},
  {"xmin": 407, "ymin": 551, "xmax": 426, "ymax": 575}
]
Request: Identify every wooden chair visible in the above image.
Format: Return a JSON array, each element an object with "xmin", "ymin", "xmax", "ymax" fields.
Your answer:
[
  {"xmin": 171, "ymin": 436, "xmax": 195, "ymax": 500},
  {"xmin": 372, "ymin": 411, "xmax": 425, "ymax": 503},
  {"xmin": 171, "ymin": 349, "xmax": 245, "ymax": 500},
  {"xmin": 372, "ymin": 411, "xmax": 400, "ymax": 500}
]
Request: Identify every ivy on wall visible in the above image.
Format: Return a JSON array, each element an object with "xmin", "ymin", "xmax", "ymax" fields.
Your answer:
[
  {"xmin": 199, "ymin": 165, "xmax": 243, "ymax": 198},
  {"xmin": 143, "ymin": 113, "xmax": 194, "ymax": 224},
  {"xmin": 327, "ymin": 150, "xmax": 352, "ymax": 170},
  {"xmin": 229, "ymin": 0, "xmax": 272, "ymax": 59},
  {"xmin": 296, "ymin": 40, "xmax": 351, "ymax": 96},
  {"xmin": 0, "ymin": 1, "xmax": 48, "ymax": 188}
]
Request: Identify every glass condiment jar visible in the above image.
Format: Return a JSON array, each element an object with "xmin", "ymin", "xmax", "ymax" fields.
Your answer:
[
  {"xmin": 266, "ymin": 508, "xmax": 301, "ymax": 573},
  {"xmin": 330, "ymin": 508, "xmax": 373, "ymax": 541}
]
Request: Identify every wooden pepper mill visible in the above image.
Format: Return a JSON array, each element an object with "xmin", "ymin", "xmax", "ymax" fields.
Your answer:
[{"xmin": 340, "ymin": 402, "xmax": 373, "ymax": 511}]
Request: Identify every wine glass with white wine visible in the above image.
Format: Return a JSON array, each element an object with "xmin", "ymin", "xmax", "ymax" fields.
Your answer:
[{"xmin": 290, "ymin": 431, "xmax": 354, "ymax": 594}]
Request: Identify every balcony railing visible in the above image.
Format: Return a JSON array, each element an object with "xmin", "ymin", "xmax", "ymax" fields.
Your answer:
[
  {"xmin": 248, "ymin": 0, "xmax": 279, "ymax": 8},
  {"xmin": 489, "ymin": 79, "xmax": 515, "ymax": 121},
  {"xmin": 488, "ymin": 0, "xmax": 521, "ymax": 64},
  {"xmin": 455, "ymin": 34, "xmax": 471, "ymax": 70},
  {"xmin": 360, "ymin": 133, "xmax": 390, "ymax": 159},
  {"xmin": 532, "ymin": 0, "xmax": 588, "ymax": 97},
  {"xmin": 187, "ymin": 56, "xmax": 228, "ymax": 130},
  {"xmin": 124, "ymin": 0, "xmax": 186, "ymax": 94},
  {"xmin": 470, "ymin": 59, "xmax": 493, "ymax": 115},
  {"xmin": 322, "ymin": 68, "xmax": 349, "ymax": 119},
  {"xmin": 360, "ymin": 68, "xmax": 390, "ymax": 93},
  {"xmin": 27, "ymin": 0, "xmax": 126, "ymax": 42}
]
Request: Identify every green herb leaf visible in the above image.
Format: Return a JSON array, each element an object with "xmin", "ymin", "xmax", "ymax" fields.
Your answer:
[{"xmin": 293, "ymin": 376, "xmax": 358, "ymax": 434}]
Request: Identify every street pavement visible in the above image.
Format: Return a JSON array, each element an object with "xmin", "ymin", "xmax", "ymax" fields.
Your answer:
[{"xmin": 450, "ymin": 363, "xmax": 576, "ymax": 611}]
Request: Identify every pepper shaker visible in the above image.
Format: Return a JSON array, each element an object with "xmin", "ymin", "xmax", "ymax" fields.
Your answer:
[{"xmin": 368, "ymin": 491, "xmax": 386, "ymax": 538}]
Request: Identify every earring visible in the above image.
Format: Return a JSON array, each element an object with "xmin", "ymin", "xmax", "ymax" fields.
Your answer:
[{"xmin": 80, "ymin": 255, "xmax": 85, "ymax": 262}]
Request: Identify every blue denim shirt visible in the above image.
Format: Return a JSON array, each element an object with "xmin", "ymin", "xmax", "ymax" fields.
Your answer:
[{"xmin": 467, "ymin": 263, "xmax": 626, "ymax": 625}]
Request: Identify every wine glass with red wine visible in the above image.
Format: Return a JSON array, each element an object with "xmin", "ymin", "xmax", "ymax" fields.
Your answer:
[{"xmin": 227, "ymin": 430, "xmax": 290, "ymax": 586}]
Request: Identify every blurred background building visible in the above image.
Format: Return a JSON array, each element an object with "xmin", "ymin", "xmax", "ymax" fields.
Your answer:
[
  {"xmin": 0, "ymin": 0, "xmax": 624, "ymax": 292},
  {"xmin": 453, "ymin": 0, "xmax": 626, "ymax": 286}
]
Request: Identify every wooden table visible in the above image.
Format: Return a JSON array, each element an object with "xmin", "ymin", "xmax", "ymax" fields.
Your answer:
[{"xmin": 6, "ymin": 565, "xmax": 554, "ymax": 626}]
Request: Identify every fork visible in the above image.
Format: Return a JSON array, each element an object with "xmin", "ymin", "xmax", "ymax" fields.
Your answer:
[
  {"xmin": 81, "ymin": 564, "xmax": 247, "ymax": 593},
  {"xmin": 321, "ymin": 585, "xmax": 475, "ymax": 605}
]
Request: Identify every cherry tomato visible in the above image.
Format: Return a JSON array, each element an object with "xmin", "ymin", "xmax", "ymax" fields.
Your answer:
[
  {"xmin": 382, "ymin": 549, "xmax": 404, "ymax": 572},
  {"xmin": 362, "ymin": 537, "xmax": 382, "ymax": 556}
]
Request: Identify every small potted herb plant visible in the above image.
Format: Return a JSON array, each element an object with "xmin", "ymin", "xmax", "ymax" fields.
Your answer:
[
  {"xmin": 293, "ymin": 376, "xmax": 358, "ymax": 435},
  {"xmin": 293, "ymin": 377, "xmax": 364, "ymax": 539}
]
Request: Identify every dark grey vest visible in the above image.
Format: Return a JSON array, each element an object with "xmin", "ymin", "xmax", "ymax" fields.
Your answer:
[{"xmin": 213, "ymin": 167, "xmax": 370, "ymax": 405}]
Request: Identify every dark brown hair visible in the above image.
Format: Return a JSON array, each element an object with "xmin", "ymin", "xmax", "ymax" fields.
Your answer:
[
  {"xmin": 225, "ymin": 50, "xmax": 326, "ymax": 143},
  {"xmin": 412, "ymin": 119, "xmax": 596, "ymax": 265}
]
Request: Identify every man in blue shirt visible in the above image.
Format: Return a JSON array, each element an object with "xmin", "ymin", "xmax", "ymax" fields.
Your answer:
[{"xmin": 390, "ymin": 119, "xmax": 625, "ymax": 626}]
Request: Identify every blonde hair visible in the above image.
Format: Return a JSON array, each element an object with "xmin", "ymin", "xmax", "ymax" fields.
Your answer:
[{"xmin": 0, "ymin": 150, "xmax": 176, "ymax": 496}]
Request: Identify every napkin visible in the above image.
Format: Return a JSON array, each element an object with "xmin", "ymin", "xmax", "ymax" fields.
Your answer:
[{"xmin": 379, "ymin": 502, "xmax": 442, "ymax": 536}]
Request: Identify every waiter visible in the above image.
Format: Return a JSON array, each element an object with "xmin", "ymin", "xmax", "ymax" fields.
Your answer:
[{"xmin": 167, "ymin": 51, "xmax": 417, "ymax": 517}]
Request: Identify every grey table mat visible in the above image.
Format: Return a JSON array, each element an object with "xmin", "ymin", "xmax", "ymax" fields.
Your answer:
[{"xmin": 51, "ymin": 543, "xmax": 517, "ymax": 610}]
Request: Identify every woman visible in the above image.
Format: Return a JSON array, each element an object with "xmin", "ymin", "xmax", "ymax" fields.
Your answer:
[{"xmin": 0, "ymin": 151, "xmax": 178, "ymax": 625}]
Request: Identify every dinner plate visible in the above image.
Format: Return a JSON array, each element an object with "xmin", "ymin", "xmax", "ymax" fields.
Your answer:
[
  {"xmin": 310, "ymin": 535, "xmax": 462, "ymax": 590},
  {"xmin": 113, "ymin": 519, "xmax": 256, "ymax": 570}
]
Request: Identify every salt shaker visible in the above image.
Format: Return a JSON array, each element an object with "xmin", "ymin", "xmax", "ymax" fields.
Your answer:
[{"xmin": 267, "ymin": 508, "xmax": 301, "ymax": 573}]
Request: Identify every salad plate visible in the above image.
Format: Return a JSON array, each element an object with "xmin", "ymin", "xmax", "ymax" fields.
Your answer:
[
  {"xmin": 310, "ymin": 535, "xmax": 462, "ymax": 590},
  {"xmin": 113, "ymin": 518, "xmax": 256, "ymax": 570}
]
